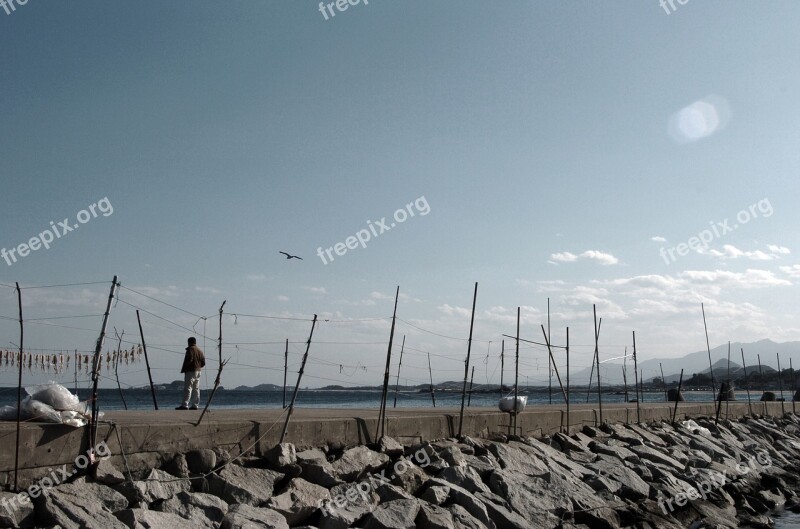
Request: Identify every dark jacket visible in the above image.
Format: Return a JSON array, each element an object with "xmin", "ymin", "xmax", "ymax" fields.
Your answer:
[{"xmin": 181, "ymin": 345, "xmax": 206, "ymax": 373}]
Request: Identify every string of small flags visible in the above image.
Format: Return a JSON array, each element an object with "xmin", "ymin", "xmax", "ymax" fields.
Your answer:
[{"xmin": 0, "ymin": 346, "xmax": 144, "ymax": 374}]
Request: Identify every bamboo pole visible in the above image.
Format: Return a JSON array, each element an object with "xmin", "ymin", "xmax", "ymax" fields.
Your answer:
[
  {"xmin": 513, "ymin": 306, "xmax": 520, "ymax": 435},
  {"xmin": 427, "ymin": 352, "xmax": 436, "ymax": 407},
  {"xmin": 593, "ymin": 305, "xmax": 602, "ymax": 424},
  {"xmin": 280, "ymin": 315, "xmax": 318, "ymax": 443},
  {"xmin": 585, "ymin": 353, "xmax": 595, "ymax": 403},
  {"xmin": 113, "ymin": 328, "xmax": 128, "ymax": 410},
  {"xmin": 13, "ymin": 283, "xmax": 23, "ymax": 492},
  {"xmin": 377, "ymin": 287, "xmax": 400, "ymax": 440},
  {"xmin": 758, "ymin": 354, "xmax": 766, "ymax": 414},
  {"xmin": 547, "ymin": 297, "xmax": 552, "ymax": 405},
  {"xmin": 467, "ymin": 366, "xmax": 475, "ymax": 407},
  {"xmin": 196, "ymin": 300, "xmax": 227, "ymax": 426},
  {"xmin": 90, "ymin": 276, "xmax": 119, "ymax": 451},
  {"xmin": 633, "ymin": 331, "xmax": 640, "ymax": 424},
  {"xmin": 741, "ymin": 348, "xmax": 752, "ymax": 416},
  {"xmin": 660, "ymin": 363, "xmax": 667, "ymax": 401},
  {"xmin": 566, "ymin": 327, "xmax": 570, "ymax": 434},
  {"xmin": 393, "ymin": 336, "xmax": 406, "ymax": 408},
  {"xmin": 540, "ymin": 324, "xmax": 567, "ymax": 403},
  {"xmin": 457, "ymin": 282, "xmax": 478, "ymax": 438},
  {"xmin": 500, "ymin": 340, "xmax": 504, "ymax": 398},
  {"xmin": 136, "ymin": 310, "xmax": 158, "ymax": 410},
  {"xmin": 791, "ymin": 358, "xmax": 796, "ymax": 415},
  {"xmin": 725, "ymin": 341, "xmax": 731, "ymax": 420},
  {"xmin": 283, "ymin": 339, "xmax": 288, "ymax": 409},
  {"xmin": 671, "ymin": 369, "xmax": 684, "ymax": 425},
  {"xmin": 778, "ymin": 353, "xmax": 785, "ymax": 415},
  {"xmin": 701, "ymin": 303, "xmax": 717, "ymax": 397}
]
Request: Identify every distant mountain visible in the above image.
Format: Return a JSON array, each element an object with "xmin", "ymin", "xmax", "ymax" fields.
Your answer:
[{"xmin": 232, "ymin": 384, "xmax": 288, "ymax": 391}]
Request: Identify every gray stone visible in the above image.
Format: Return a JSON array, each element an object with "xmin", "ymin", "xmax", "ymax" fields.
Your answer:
[
  {"xmin": 448, "ymin": 503, "xmax": 489, "ymax": 529},
  {"xmin": 426, "ymin": 478, "xmax": 494, "ymax": 529},
  {"xmin": 94, "ymin": 458, "xmax": 127, "ymax": 485},
  {"xmin": 376, "ymin": 482, "xmax": 415, "ymax": 502},
  {"xmin": 437, "ymin": 465, "xmax": 490, "ymax": 495},
  {"xmin": 332, "ymin": 446, "xmax": 390, "ymax": 481},
  {"xmin": 299, "ymin": 459, "xmax": 343, "ymax": 488},
  {"xmin": 296, "ymin": 448, "xmax": 327, "ymax": 463},
  {"xmin": 362, "ymin": 499, "xmax": 420, "ymax": 529},
  {"xmin": 116, "ymin": 508, "xmax": 195, "ymax": 529},
  {"xmin": 481, "ymin": 499, "xmax": 533, "ymax": 529},
  {"xmin": 186, "ymin": 449, "xmax": 217, "ymax": 474},
  {"xmin": 265, "ymin": 443, "xmax": 297, "ymax": 470},
  {"xmin": 629, "ymin": 445, "xmax": 685, "ymax": 472},
  {"xmin": 589, "ymin": 441, "xmax": 639, "ymax": 462},
  {"xmin": 208, "ymin": 465, "xmax": 283, "ymax": 506},
  {"xmin": 154, "ymin": 491, "xmax": 228, "ymax": 526},
  {"xmin": 220, "ymin": 504, "xmax": 290, "ymax": 529},
  {"xmin": 36, "ymin": 481, "xmax": 129, "ymax": 529},
  {"xmin": 487, "ymin": 443, "xmax": 549, "ymax": 477},
  {"xmin": 319, "ymin": 482, "xmax": 379, "ymax": 529},
  {"xmin": 417, "ymin": 503, "xmax": 455, "ymax": 529},
  {"xmin": 438, "ymin": 446, "xmax": 466, "ymax": 467},
  {"xmin": 266, "ymin": 477, "xmax": 330, "ymax": 525},
  {"xmin": 419, "ymin": 485, "xmax": 449, "ymax": 505},
  {"xmin": 116, "ymin": 468, "xmax": 191, "ymax": 504},
  {"xmin": 390, "ymin": 462, "xmax": 429, "ymax": 494},
  {"xmin": 0, "ymin": 491, "xmax": 35, "ymax": 528},
  {"xmin": 379, "ymin": 437, "xmax": 404, "ymax": 458}
]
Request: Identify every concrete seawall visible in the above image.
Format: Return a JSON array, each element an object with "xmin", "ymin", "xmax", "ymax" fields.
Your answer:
[{"xmin": 0, "ymin": 401, "xmax": 790, "ymax": 489}]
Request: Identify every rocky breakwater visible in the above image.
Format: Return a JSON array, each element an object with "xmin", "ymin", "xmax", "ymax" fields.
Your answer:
[{"xmin": 3, "ymin": 414, "xmax": 800, "ymax": 528}]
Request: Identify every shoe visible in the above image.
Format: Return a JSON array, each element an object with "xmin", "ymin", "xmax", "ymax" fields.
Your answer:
[
  {"xmin": 175, "ymin": 405, "xmax": 189, "ymax": 410},
  {"xmin": 190, "ymin": 405, "xmax": 199, "ymax": 410}
]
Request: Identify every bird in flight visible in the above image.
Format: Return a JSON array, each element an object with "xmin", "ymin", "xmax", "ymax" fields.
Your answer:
[{"xmin": 279, "ymin": 251, "xmax": 303, "ymax": 260}]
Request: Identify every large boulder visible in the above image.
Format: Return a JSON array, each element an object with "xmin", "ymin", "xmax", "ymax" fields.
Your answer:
[
  {"xmin": 186, "ymin": 449, "xmax": 217, "ymax": 474},
  {"xmin": 332, "ymin": 446, "xmax": 390, "ymax": 481},
  {"xmin": 94, "ymin": 458, "xmax": 127, "ymax": 485},
  {"xmin": 208, "ymin": 465, "xmax": 283, "ymax": 506},
  {"xmin": 35, "ymin": 481, "xmax": 129, "ymax": 529},
  {"xmin": 417, "ymin": 503, "xmax": 455, "ymax": 529},
  {"xmin": 153, "ymin": 491, "xmax": 228, "ymax": 527},
  {"xmin": 266, "ymin": 478, "xmax": 330, "ymax": 525},
  {"xmin": 362, "ymin": 499, "xmax": 420, "ymax": 529},
  {"xmin": 220, "ymin": 504, "xmax": 290, "ymax": 529},
  {"xmin": 116, "ymin": 509, "xmax": 195, "ymax": 529},
  {"xmin": 265, "ymin": 443, "xmax": 297, "ymax": 470},
  {"xmin": 319, "ymin": 481, "xmax": 379, "ymax": 529},
  {"xmin": 0, "ymin": 491, "xmax": 35, "ymax": 528},
  {"xmin": 115, "ymin": 468, "xmax": 191, "ymax": 504}
]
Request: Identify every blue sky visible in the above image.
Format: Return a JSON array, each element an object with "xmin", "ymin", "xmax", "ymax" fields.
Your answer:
[{"xmin": 1, "ymin": 1, "xmax": 799, "ymax": 391}]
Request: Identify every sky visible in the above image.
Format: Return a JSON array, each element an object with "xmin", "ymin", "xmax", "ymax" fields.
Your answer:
[{"xmin": 1, "ymin": 0, "xmax": 799, "ymax": 392}]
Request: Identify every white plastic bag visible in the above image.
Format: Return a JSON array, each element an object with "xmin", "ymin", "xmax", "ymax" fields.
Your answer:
[
  {"xmin": 25, "ymin": 381, "xmax": 80, "ymax": 411},
  {"xmin": 0, "ymin": 405, "xmax": 18, "ymax": 421},
  {"xmin": 21, "ymin": 396, "xmax": 62, "ymax": 423},
  {"xmin": 60, "ymin": 410, "xmax": 88, "ymax": 428}
]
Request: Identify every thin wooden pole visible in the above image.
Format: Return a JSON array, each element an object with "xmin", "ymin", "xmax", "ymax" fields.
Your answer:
[
  {"xmin": 113, "ymin": 328, "xmax": 128, "ymax": 410},
  {"xmin": 547, "ymin": 298, "xmax": 552, "ymax": 404},
  {"xmin": 283, "ymin": 339, "xmax": 288, "ymax": 408},
  {"xmin": 540, "ymin": 324, "xmax": 567, "ymax": 403},
  {"xmin": 741, "ymin": 348, "xmax": 752, "ymax": 416},
  {"xmin": 196, "ymin": 300, "xmax": 227, "ymax": 426},
  {"xmin": 136, "ymin": 311, "xmax": 158, "ymax": 410},
  {"xmin": 13, "ymin": 283, "xmax": 23, "ymax": 492},
  {"xmin": 593, "ymin": 305, "xmax": 603, "ymax": 424},
  {"xmin": 778, "ymin": 353, "xmax": 786, "ymax": 415},
  {"xmin": 622, "ymin": 352, "xmax": 629, "ymax": 403},
  {"xmin": 632, "ymin": 331, "xmax": 640, "ymax": 424},
  {"xmin": 791, "ymin": 358, "xmax": 796, "ymax": 415},
  {"xmin": 393, "ymin": 336, "xmax": 406, "ymax": 408},
  {"xmin": 499, "ymin": 340, "xmax": 504, "ymax": 398},
  {"xmin": 377, "ymin": 287, "xmax": 400, "ymax": 440},
  {"xmin": 427, "ymin": 352, "xmax": 436, "ymax": 407},
  {"xmin": 660, "ymin": 363, "xmax": 667, "ymax": 401},
  {"xmin": 566, "ymin": 327, "xmax": 570, "ymax": 433},
  {"xmin": 725, "ymin": 341, "xmax": 731, "ymax": 420},
  {"xmin": 467, "ymin": 366, "xmax": 475, "ymax": 407},
  {"xmin": 280, "ymin": 315, "xmax": 317, "ymax": 443},
  {"xmin": 74, "ymin": 349, "xmax": 78, "ymax": 395},
  {"xmin": 671, "ymin": 369, "xmax": 684, "ymax": 425},
  {"xmin": 457, "ymin": 282, "xmax": 478, "ymax": 438},
  {"xmin": 701, "ymin": 303, "xmax": 717, "ymax": 397},
  {"xmin": 585, "ymin": 354, "xmax": 595, "ymax": 403},
  {"xmin": 758, "ymin": 354, "xmax": 766, "ymax": 414},
  {"xmin": 513, "ymin": 306, "xmax": 520, "ymax": 435},
  {"xmin": 90, "ymin": 276, "xmax": 119, "ymax": 450}
]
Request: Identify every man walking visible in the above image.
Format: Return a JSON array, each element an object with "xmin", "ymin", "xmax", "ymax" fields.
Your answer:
[{"xmin": 177, "ymin": 337, "xmax": 205, "ymax": 410}]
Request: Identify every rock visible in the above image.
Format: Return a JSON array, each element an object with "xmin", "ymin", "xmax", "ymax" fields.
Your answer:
[
  {"xmin": 376, "ymin": 482, "xmax": 415, "ymax": 502},
  {"xmin": 154, "ymin": 491, "xmax": 228, "ymax": 526},
  {"xmin": 35, "ymin": 481, "xmax": 129, "ymax": 529},
  {"xmin": 299, "ymin": 459, "xmax": 343, "ymax": 488},
  {"xmin": 390, "ymin": 462, "xmax": 429, "ymax": 494},
  {"xmin": 362, "ymin": 499, "xmax": 420, "ymax": 529},
  {"xmin": 448, "ymin": 503, "xmax": 489, "ymax": 529},
  {"xmin": 629, "ymin": 445, "xmax": 685, "ymax": 472},
  {"xmin": 296, "ymin": 448, "xmax": 327, "ymax": 463},
  {"xmin": 0, "ymin": 491, "xmax": 35, "ymax": 528},
  {"xmin": 115, "ymin": 468, "xmax": 191, "ymax": 504},
  {"xmin": 332, "ymin": 446, "xmax": 390, "ymax": 481},
  {"xmin": 208, "ymin": 465, "xmax": 283, "ymax": 506},
  {"xmin": 220, "ymin": 504, "xmax": 290, "ymax": 529},
  {"xmin": 487, "ymin": 443, "xmax": 549, "ymax": 477},
  {"xmin": 266, "ymin": 477, "xmax": 330, "ymax": 525},
  {"xmin": 379, "ymin": 437, "xmax": 404, "ymax": 458},
  {"xmin": 438, "ymin": 446, "xmax": 466, "ymax": 467},
  {"xmin": 319, "ymin": 482, "xmax": 379, "ymax": 529},
  {"xmin": 417, "ymin": 503, "xmax": 455, "ymax": 529},
  {"xmin": 94, "ymin": 458, "xmax": 127, "ymax": 485},
  {"xmin": 420, "ymin": 485, "xmax": 450, "ymax": 505},
  {"xmin": 265, "ymin": 443, "xmax": 297, "ymax": 470},
  {"xmin": 116, "ymin": 508, "xmax": 196, "ymax": 528},
  {"xmin": 425, "ymin": 478, "xmax": 494, "ymax": 529},
  {"xmin": 488, "ymin": 470, "xmax": 571, "ymax": 527},
  {"xmin": 481, "ymin": 499, "xmax": 533, "ymax": 529},
  {"xmin": 437, "ymin": 465, "xmax": 490, "ymax": 495},
  {"xmin": 589, "ymin": 441, "xmax": 638, "ymax": 462},
  {"xmin": 186, "ymin": 449, "xmax": 217, "ymax": 474}
]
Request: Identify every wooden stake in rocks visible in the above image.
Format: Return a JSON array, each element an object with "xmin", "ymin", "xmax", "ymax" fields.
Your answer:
[
  {"xmin": 280, "ymin": 315, "xmax": 318, "ymax": 443},
  {"xmin": 377, "ymin": 287, "xmax": 399, "ymax": 440},
  {"xmin": 136, "ymin": 310, "xmax": 158, "ymax": 410},
  {"xmin": 457, "ymin": 282, "xmax": 478, "ymax": 438}
]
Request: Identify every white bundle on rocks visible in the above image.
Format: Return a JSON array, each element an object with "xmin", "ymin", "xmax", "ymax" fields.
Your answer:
[{"xmin": 0, "ymin": 381, "xmax": 95, "ymax": 427}]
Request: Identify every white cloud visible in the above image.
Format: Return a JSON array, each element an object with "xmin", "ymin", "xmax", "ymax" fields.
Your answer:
[
  {"xmin": 277, "ymin": 295, "xmax": 289, "ymax": 302},
  {"xmin": 550, "ymin": 250, "xmax": 619, "ymax": 265},
  {"xmin": 779, "ymin": 265, "xmax": 800, "ymax": 278},
  {"xmin": 246, "ymin": 274, "xmax": 266, "ymax": 281},
  {"xmin": 651, "ymin": 236, "xmax": 667, "ymax": 242},
  {"xmin": 305, "ymin": 287, "xmax": 327, "ymax": 294},
  {"xmin": 700, "ymin": 244, "xmax": 775, "ymax": 261},
  {"xmin": 768, "ymin": 245, "xmax": 791, "ymax": 255}
]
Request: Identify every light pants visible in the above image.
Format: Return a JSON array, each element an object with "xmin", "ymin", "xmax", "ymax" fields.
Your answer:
[{"xmin": 182, "ymin": 370, "xmax": 202, "ymax": 407}]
